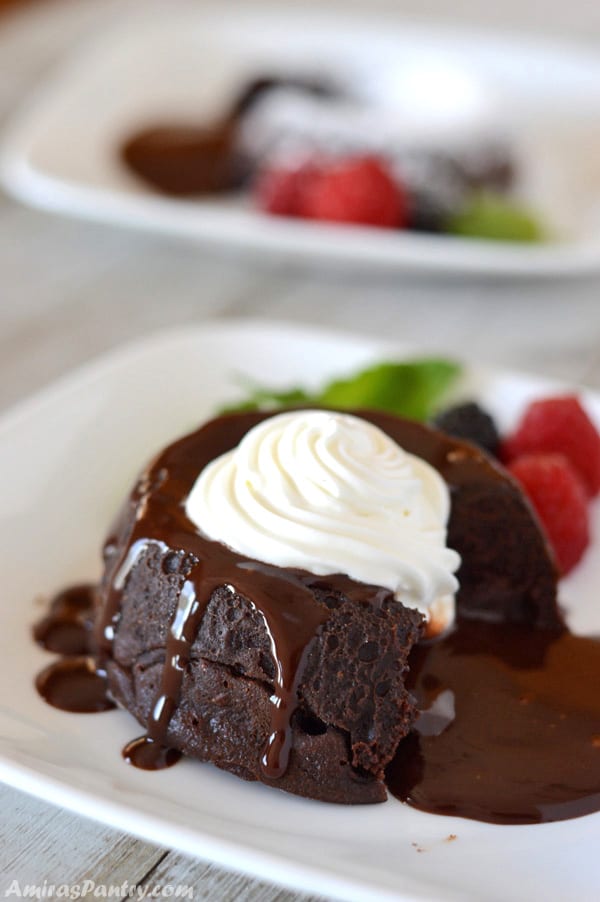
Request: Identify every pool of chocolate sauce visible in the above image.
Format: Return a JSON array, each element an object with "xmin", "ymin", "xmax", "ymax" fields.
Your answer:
[
  {"xmin": 36, "ymin": 655, "xmax": 115, "ymax": 714},
  {"xmin": 121, "ymin": 122, "xmax": 244, "ymax": 197},
  {"xmin": 386, "ymin": 620, "xmax": 600, "ymax": 824},
  {"xmin": 121, "ymin": 75, "xmax": 337, "ymax": 197},
  {"xmin": 32, "ymin": 411, "xmax": 600, "ymax": 824},
  {"xmin": 33, "ymin": 583, "xmax": 95, "ymax": 655}
]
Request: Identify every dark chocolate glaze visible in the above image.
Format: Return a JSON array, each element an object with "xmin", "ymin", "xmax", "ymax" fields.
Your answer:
[
  {"xmin": 35, "ymin": 657, "xmax": 115, "ymax": 713},
  {"xmin": 97, "ymin": 413, "xmax": 414, "ymax": 776},
  {"xmin": 122, "ymin": 735, "xmax": 182, "ymax": 770},
  {"xmin": 33, "ymin": 585, "xmax": 115, "ymax": 713},
  {"xmin": 121, "ymin": 122, "xmax": 247, "ymax": 197},
  {"xmin": 33, "ymin": 584, "xmax": 96, "ymax": 655},
  {"xmin": 386, "ymin": 619, "xmax": 600, "ymax": 824},
  {"xmin": 120, "ymin": 75, "xmax": 339, "ymax": 197}
]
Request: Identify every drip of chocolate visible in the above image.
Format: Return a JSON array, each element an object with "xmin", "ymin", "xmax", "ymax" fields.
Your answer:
[
  {"xmin": 36, "ymin": 658, "xmax": 115, "ymax": 714},
  {"xmin": 117, "ymin": 559, "xmax": 338, "ymax": 776},
  {"xmin": 386, "ymin": 619, "xmax": 600, "ymax": 824},
  {"xmin": 122, "ymin": 735, "xmax": 182, "ymax": 770},
  {"xmin": 98, "ymin": 546, "xmax": 394, "ymax": 776},
  {"xmin": 95, "ymin": 414, "xmax": 356, "ymax": 776},
  {"xmin": 33, "ymin": 584, "xmax": 96, "ymax": 655},
  {"xmin": 32, "ymin": 584, "xmax": 115, "ymax": 713}
]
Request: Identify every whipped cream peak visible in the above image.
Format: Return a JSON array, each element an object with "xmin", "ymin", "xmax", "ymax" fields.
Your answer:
[{"xmin": 186, "ymin": 410, "xmax": 460, "ymax": 632}]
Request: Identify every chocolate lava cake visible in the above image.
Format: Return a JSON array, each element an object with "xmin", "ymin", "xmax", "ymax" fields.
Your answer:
[{"xmin": 93, "ymin": 409, "xmax": 560, "ymax": 804}]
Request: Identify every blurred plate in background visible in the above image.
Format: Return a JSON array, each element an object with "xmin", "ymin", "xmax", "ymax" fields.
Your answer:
[{"xmin": 2, "ymin": 4, "xmax": 600, "ymax": 275}]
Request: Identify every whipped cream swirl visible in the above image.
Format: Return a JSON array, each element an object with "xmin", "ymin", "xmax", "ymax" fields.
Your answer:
[{"xmin": 186, "ymin": 410, "xmax": 460, "ymax": 632}]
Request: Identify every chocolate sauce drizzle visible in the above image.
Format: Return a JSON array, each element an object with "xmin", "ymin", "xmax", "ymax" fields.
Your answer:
[
  {"xmin": 115, "ymin": 551, "xmax": 332, "ymax": 776},
  {"xmin": 35, "ymin": 656, "xmax": 115, "ymax": 714},
  {"xmin": 95, "ymin": 414, "xmax": 344, "ymax": 777},
  {"xmin": 32, "ymin": 410, "xmax": 600, "ymax": 824},
  {"xmin": 33, "ymin": 583, "xmax": 96, "ymax": 655}
]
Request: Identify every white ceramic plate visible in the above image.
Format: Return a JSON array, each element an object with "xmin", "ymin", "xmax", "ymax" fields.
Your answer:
[
  {"xmin": 1, "ymin": 320, "xmax": 600, "ymax": 902},
  {"xmin": 3, "ymin": 5, "xmax": 600, "ymax": 276}
]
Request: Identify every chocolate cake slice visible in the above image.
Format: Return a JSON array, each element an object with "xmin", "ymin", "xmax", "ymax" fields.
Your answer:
[
  {"xmin": 105, "ymin": 544, "xmax": 423, "ymax": 803},
  {"xmin": 93, "ymin": 409, "xmax": 560, "ymax": 805}
]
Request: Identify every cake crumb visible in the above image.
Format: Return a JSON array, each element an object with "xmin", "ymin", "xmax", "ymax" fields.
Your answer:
[
  {"xmin": 411, "ymin": 842, "xmax": 426, "ymax": 853},
  {"xmin": 446, "ymin": 834, "xmax": 458, "ymax": 842}
]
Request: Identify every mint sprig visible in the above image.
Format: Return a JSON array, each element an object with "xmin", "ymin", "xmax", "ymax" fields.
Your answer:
[{"xmin": 221, "ymin": 358, "xmax": 461, "ymax": 421}]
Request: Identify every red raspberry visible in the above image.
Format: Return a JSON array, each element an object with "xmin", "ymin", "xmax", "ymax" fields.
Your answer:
[
  {"xmin": 507, "ymin": 454, "xmax": 590, "ymax": 575},
  {"xmin": 503, "ymin": 395, "xmax": 600, "ymax": 497},
  {"xmin": 302, "ymin": 156, "xmax": 407, "ymax": 228},
  {"xmin": 254, "ymin": 162, "xmax": 319, "ymax": 217}
]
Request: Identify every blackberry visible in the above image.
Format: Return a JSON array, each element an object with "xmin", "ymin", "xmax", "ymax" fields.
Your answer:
[
  {"xmin": 432, "ymin": 402, "xmax": 500, "ymax": 456},
  {"xmin": 407, "ymin": 189, "xmax": 449, "ymax": 233}
]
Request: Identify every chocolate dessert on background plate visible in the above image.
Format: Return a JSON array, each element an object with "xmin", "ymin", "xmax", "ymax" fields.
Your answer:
[{"xmin": 120, "ymin": 71, "xmax": 545, "ymax": 244}]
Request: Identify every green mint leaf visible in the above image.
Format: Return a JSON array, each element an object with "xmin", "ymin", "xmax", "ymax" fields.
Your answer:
[
  {"xmin": 317, "ymin": 359, "xmax": 461, "ymax": 421},
  {"xmin": 221, "ymin": 358, "xmax": 461, "ymax": 421}
]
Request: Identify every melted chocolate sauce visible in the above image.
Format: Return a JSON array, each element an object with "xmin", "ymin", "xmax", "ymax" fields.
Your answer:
[
  {"xmin": 120, "ymin": 75, "xmax": 338, "ymax": 197},
  {"xmin": 121, "ymin": 122, "xmax": 245, "ymax": 197},
  {"xmin": 33, "ymin": 584, "xmax": 115, "ymax": 713},
  {"xmin": 35, "ymin": 658, "xmax": 115, "ymax": 713},
  {"xmin": 386, "ymin": 619, "xmax": 600, "ymax": 824},
  {"xmin": 32, "ymin": 410, "xmax": 600, "ymax": 823},
  {"xmin": 95, "ymin": 413, "xmax": 363, "ymax": 776},
  {"xmin": 122, "ymin": 735, "xmax": 182, "ymax": 770},
  {"xmin": 33, "ymin": 584, "xmax": 96, "ymax": 655}
]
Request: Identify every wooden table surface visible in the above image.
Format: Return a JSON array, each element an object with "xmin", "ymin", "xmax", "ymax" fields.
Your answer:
[{"xmin": 2, "ymin": 1, "xmax": 600, "ymax": 899}]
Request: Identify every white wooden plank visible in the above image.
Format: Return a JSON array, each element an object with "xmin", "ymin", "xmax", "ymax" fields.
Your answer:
[
  {"xmin": 0, "ymin": 784, "xmax": 166, "ymax": 887},
  {"xmin": 136, "ymin": 850, "xmax": 325, "ymax": 902}
]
